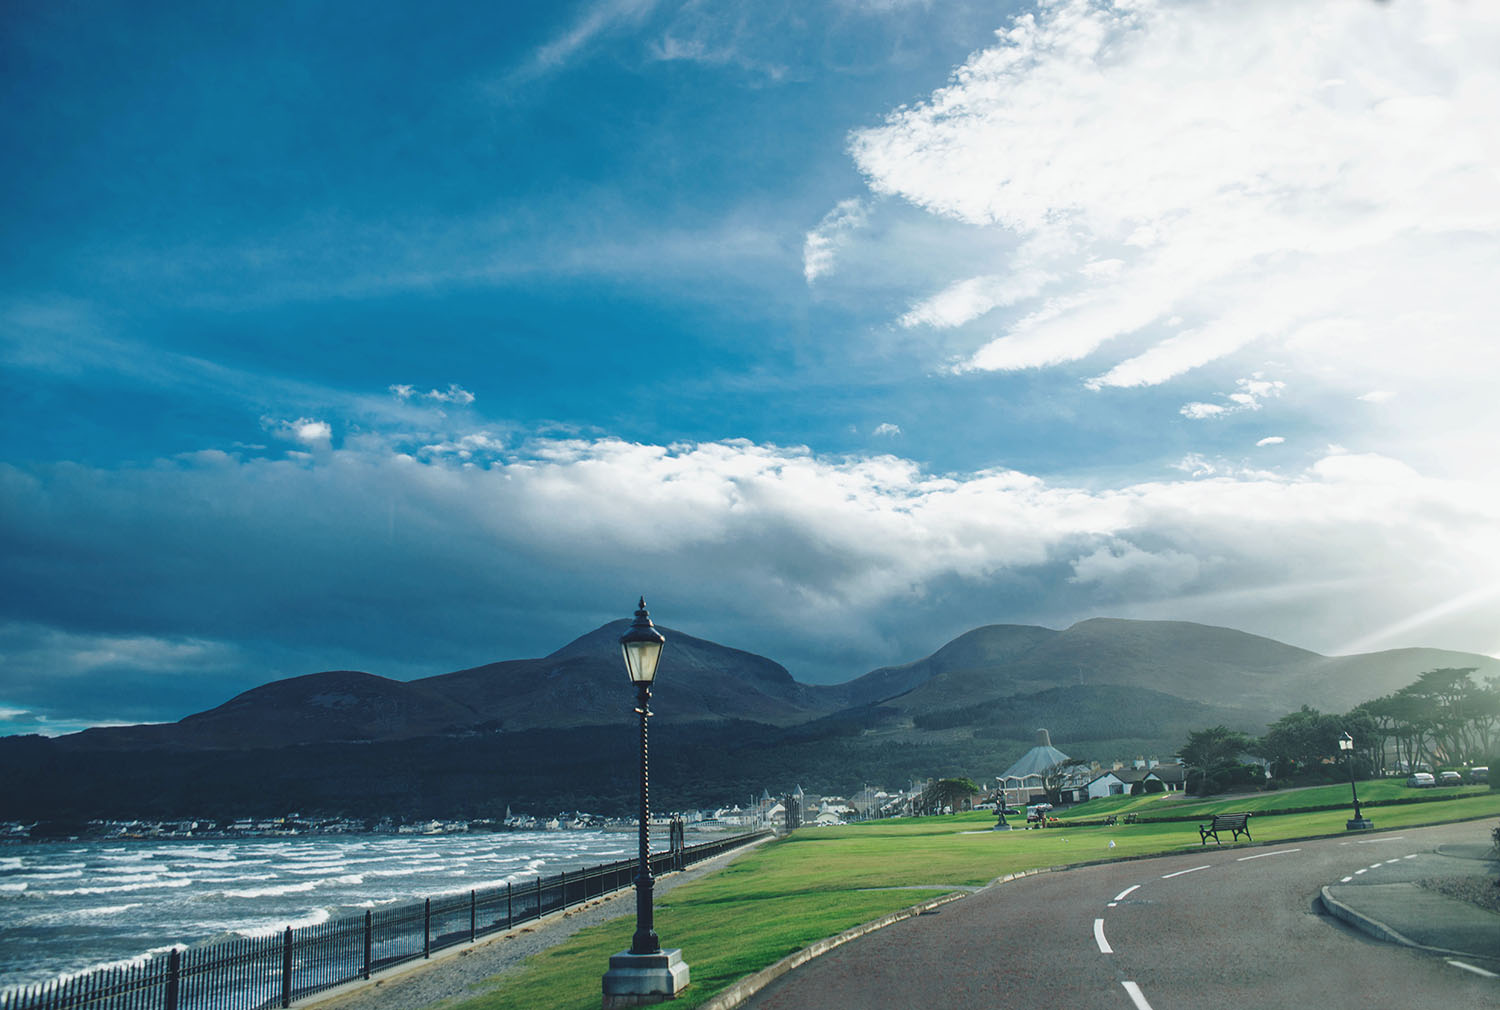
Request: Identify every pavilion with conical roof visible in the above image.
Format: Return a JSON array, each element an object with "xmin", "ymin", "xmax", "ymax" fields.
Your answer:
[{"xmin": 997, "ymin": 728, "xmax": 1070, "ymax": 804}]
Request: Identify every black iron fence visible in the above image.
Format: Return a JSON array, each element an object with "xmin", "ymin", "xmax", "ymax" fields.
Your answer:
[{"xmin": 1, "ymin": 829, "xmax": 772, "ymax": 1010}]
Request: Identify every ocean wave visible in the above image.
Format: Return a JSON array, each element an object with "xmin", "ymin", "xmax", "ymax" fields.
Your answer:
[
  {"xmin": 53, "ymin": 945, "xmax": 185, "ymax": 984},
  {"xmin": 217, "ymin": 882, "xmax": 316, "ymax": 899},
  {"xmin": 13, "ymin": 870, "xmax": 85, "ymax": 881},
  {"xmin": 366, "ymin": 867, "xmax": 430, "ymax": 878},
  {"xmin": 0, "ymin": 883, "xmax": 27, "ymax": 893},
  {"xmin": 48, "ymin": 878, "xmax": 194, "ymax": 897},
  {"xmin": 194, "ymin": 873, "xmax": 278, "ymax": 883},
  {"xmin": 227, "ymin": 908, "xmax": 331, "ymax": 937}
]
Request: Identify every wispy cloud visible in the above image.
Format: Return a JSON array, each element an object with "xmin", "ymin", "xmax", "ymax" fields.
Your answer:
[
  {"xmin": 506, "ymin": 0, "xmax": 662, "ymax": 86},
  {"xmin": 803, "ymin": 198, "xmax": 870, "ymax": 283}
]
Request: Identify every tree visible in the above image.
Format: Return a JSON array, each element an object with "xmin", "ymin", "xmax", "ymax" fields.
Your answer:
[
  {"xmin": 922, "ymin": 777, "xmax": 980, "ymax": 814},
  {"xmin": 1041, "ymin": 759, "xmax": 1091, "ymax": 805},
  {"xmin": 1179, "ymin": 726, "xmax": 1252, "ymax": 795},
  {"xmin": 1257, "ymin": 706, "xmax": 1343, "ymax": 779}
]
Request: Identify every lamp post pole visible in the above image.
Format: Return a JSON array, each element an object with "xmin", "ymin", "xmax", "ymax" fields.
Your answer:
[
  {"xmin": 1339, "ymin": 731, "xmax": 1372, "ymax": 830},
  {"xmin": 603, "ymin": 598, "xmax": 689, "ymax": 1008},
  {"xmin": 631, "ymin": 674, "xmax": 658, "ymax": 954}
]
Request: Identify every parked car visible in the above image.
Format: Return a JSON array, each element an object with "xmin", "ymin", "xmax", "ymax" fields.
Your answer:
[
  {"xmin": 1406, "ymin": 772, "xmax": 1436, "ymax": 787},
  {"xmin": 1438, "ymin": 770, "xmax": 1463, "ymax": 786},
  {"xmin": 1470, "ymin": 766, "xmax": 1489, "ymax": 783}
]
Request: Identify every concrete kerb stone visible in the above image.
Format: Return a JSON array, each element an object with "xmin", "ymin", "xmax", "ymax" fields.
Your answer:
[
  {"xmin": 696, "ymin": 891, "xmax": 968, "ymax": 1010},
  {"xmin": 1318, "ymin": 885, "xmax": 1423, "ymax": 949}
]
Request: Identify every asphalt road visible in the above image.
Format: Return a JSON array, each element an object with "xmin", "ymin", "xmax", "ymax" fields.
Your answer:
[{"xmin": 742, "ymin": 822, "xmax": 1497, "ymax": 1009}]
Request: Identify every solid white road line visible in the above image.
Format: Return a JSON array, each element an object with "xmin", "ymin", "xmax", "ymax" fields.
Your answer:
[
  {"xmin": 1113, "ymin": 884, "xmax": 1141, "ymax": 902},
  {"xmin": 1094, "ymin": 918, "xmax": 1113, "ymax": 954},
  {"xmin": 1447, "ymin": 960, "xmax": 1500, "ymax": 979},
  {"xmin": 1237, "ymin": 848, "xmax": 1300, "ymax": 861},
  {"xmin": 1356, "ymin": 836, "xmax": 1403, "ymax": 843},
  {"xmin": 1121, "ymin": 981, "xmax": 1155, "ymax": 1009},
  {"xmin": 1161, "ymin": 865, "xmax": 1211, "ymax": 879}
]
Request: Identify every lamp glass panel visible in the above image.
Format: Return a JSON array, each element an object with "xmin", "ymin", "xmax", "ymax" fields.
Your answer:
[{"xmin": 622, "ymin": 640, "xmax": 662, "ymax": 684}]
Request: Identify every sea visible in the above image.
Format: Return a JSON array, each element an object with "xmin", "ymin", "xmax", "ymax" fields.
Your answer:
[{"xmin": 0, "ymin": 830, "xmax": 663, "ymax": 992}]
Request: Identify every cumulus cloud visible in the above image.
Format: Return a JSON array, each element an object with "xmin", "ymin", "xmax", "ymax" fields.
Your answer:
[
  {"xmin": 4, "ymin": 422, "xmax": 1498, "ymax": 721},
  {"xmin": 267, "ymin": 417, "xmax": 332, "ymax": 448},
  {"xmin": 803, "ymin": 198, "xmax": 870, "ymax": 283},
  {"xmin": 1256, "ymin": 436, "xmax": 1285, "ymax": 447},
  {"xmin": 872, "ymin": 422, "xmax": 902, "ymax": 437},
  {"xmin": 832, "ymin": 0, "xmax": 1500, "ymax": 476}
]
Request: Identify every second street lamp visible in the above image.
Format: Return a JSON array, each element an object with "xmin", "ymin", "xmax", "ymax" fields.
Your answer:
[
  {"xmin": 602, "ymin": 598, "xmax": 690, "ymax": 1008},
  {"xmin": 1339, "ymin": 731, "xmax": 1373, "ymax": 831}
]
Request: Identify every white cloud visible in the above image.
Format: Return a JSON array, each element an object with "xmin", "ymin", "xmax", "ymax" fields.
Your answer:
[
  {"xmin": 834, "ymin": 0, "xmax": 1500, "ymax": 476},
  {"xmin": 1180, "ymin": 375, "xmax": 1285, "ymax": 421},
  {"xmin": 1359, "ymin": 390, "xmax": 1395, "ymax": 404},
  {"xmin": 6, "ymin": 427, "xmax": 1497, "ymax": 697},
  {"xmin": 1256, "ymin": 436, "xmax": 1285, "ymax": 447},
  {"xmin": 390, "ymin": 383, "xmax": 475, "ymax": 405},
  {"xmin": 872, "ymin": 422, "xmax": 902, "ymax": 437},
  {"xmin": 267, "ymin": 417, "xmax": 332, "ymax": 448},
  {"xmin": 803, "ymin": 198, "xmax": 870, "ymax": 283}
]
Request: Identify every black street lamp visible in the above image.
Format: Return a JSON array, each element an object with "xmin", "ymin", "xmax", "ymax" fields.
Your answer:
[
  {"xmin": 602, "ymin": 598, "xmax": 690, "ymax": 1007},
  {"xmin": 1339, "ymin": 731, "xmax": 1373, "ymax": 830}
]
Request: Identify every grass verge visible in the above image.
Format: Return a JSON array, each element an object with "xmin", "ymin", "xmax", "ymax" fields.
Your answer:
[{"xmin": 448, "ymin": 789, "xmax": 1500, "ymax": 1010}]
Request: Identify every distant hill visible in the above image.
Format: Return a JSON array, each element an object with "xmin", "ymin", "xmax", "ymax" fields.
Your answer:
[{"xmin": 5, "ymin": 616, "xmax": 1497, "ymax": 819}]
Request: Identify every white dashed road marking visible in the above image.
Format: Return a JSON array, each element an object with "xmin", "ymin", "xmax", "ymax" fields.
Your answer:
[
  {"xmin": 1237, "ymin": 848, "xmax": 1300, "ymax": 861},
  {"xmin": 1161, "ymin": 865, "xmax": 1211, "ymax": 879},
  {"xmin": 1447, "ymin": 960, "xmax": 1499, "ymax": 979},
  {"xmin": 1113, "ymin": 885, "xmax": 1141, "ymax": 902},
  {"xmin": 1094, "ymin": 918, "xmax": 1113, "ymax": 954},
  {"xmin": 1121, "ymin": 981, "xmax": 1155, "ymax": 1009}
]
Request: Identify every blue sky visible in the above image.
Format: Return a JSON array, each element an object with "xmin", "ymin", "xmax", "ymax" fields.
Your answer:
[{"xmin": 4, "ymin": 0, "xmax": 1499, "ymax": 735}]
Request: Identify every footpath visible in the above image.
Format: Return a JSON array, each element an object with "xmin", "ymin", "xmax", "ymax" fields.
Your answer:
[
  {"xmin": 296, "ymin": 835, "xmax": 771, "ymax": 1010},
  {"xmin": 1322, "ymin": 836, "xmax": 1500, "ymax": 968}
]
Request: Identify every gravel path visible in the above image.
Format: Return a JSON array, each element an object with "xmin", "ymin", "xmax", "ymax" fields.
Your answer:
[{"xmin": 296, "ymin": 838, "xmax": 769, "ymax": 1010}]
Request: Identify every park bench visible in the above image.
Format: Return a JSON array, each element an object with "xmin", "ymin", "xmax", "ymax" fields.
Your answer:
[{"xmin": 1198, "ymin": 812, "xmax": 1251, "ymax": 845}]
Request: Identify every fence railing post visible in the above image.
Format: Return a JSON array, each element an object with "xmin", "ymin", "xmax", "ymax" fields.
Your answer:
[
  {"xmin": 469, "ymin": 890, "xmax": 476, "ymax": 943},
  {"xmin": 423, "ymin": 899, "xmax": 431, "ymax": 959},
  {"xmin": 281, "ymin": 927, "xmax": 292, "ymax": 1009},
  {"xmin": 165, "ymin": 948, "xmax": 181, "ymax": 1010},
  {"xmin": 506, "ymin": 882, "xmax": 512, "ymax": 928},
  {"xmin": 363, "ymin": 910, "xmax": 372, "ymax": 980}
]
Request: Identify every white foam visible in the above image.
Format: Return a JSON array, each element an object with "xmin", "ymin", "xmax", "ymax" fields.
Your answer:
[
  {"xmin": 218, "ymin": 882, "xmax": 316, "ymax": 899},
  {"xmin": 229, "ymin": 908, "xmax": 330, "ymax": 937},
  {"xmin": 49, "ymin": 879, "xmax": 193, "ymax": 897}
]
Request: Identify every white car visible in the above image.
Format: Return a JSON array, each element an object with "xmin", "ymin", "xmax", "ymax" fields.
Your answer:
[{"xmin": 1406, "ymin": 772, "xmax": 1435, "ymax": 787}]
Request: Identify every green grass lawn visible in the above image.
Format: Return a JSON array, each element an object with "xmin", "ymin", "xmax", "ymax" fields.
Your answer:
[
  {"xmin": 444, "ymin": 787, "xmax": 1500, "ymax": 1010},
  {"xmin": 1052, "ymin": 779, "xmax": 1490, "ymax": 820}
]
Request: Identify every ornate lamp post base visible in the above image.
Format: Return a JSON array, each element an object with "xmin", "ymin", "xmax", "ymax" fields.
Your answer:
[{"xmin": 602, "ymin": 949, "xmax": 691, "ymax": 1008}]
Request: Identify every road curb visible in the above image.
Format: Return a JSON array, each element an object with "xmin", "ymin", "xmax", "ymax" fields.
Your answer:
[
  {"xmin": 1318, "ymin": 885, "xmax": 1419, "ymax": 947},
  {"xmin": 696, "ymin": 890, "xmax": 967, "ymax": 1010},
  {"xmin": 1318, "ymin": 885, "xmax": 1493, "ymax": 963}
]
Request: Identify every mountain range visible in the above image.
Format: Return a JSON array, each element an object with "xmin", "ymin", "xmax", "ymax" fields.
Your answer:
[{"xmin": 4, "ymin": 617, "xmax": 1495, "ymax": 820}]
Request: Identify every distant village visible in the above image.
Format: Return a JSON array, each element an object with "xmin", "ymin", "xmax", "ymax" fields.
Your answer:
[{"xmin": 2, "ymin": 732, "xmax": 1193, "ymax": 842}]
